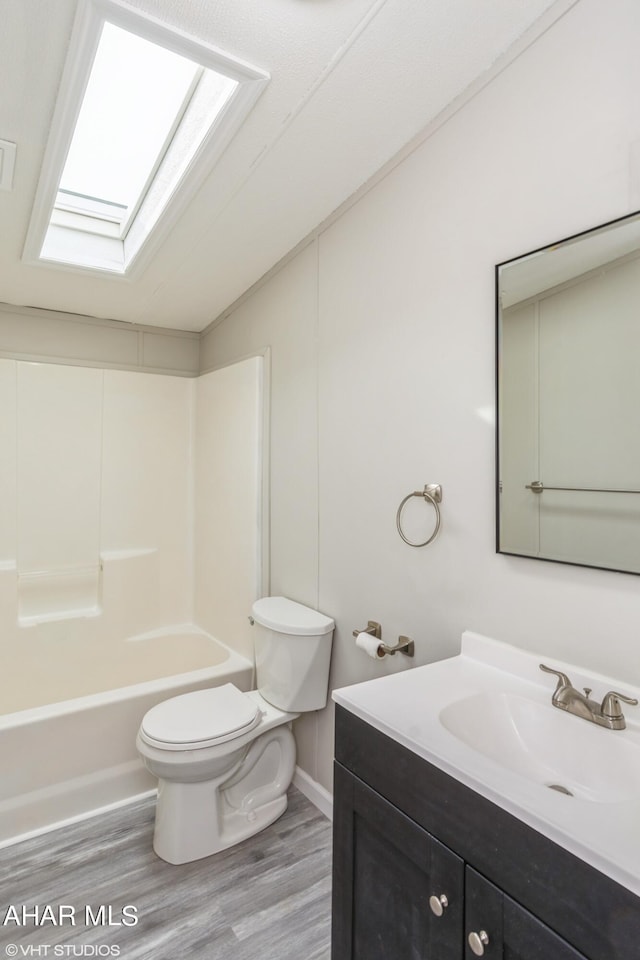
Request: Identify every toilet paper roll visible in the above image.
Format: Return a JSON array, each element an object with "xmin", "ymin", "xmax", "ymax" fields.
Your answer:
[{"xmin": 355, "ymin": 631, "xmax": 384, "ymax": 659}]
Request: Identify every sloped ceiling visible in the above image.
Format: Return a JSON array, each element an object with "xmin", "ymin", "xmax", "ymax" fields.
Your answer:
[{"xmin": 0, "ymin": 0, "xmax": 567, "ymax": 332}]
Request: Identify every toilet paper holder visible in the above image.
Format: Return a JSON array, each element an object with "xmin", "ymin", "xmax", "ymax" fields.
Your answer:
[{"xmin": 352, "ymin": 620, "xmax": 415, "ymax": 657}]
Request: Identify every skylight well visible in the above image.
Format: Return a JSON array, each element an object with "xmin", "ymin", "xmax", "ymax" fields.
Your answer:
[
  {"xmin": 55, "ymin": 24, "xmax": 218, "ymax": 233},
  {"xmin": 25, "ymin": 0, "xmax": 268, "ymax": 276}
]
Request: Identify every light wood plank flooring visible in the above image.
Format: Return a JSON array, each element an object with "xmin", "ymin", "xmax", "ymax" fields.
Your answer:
[{"xmin": 1, "ymin": 787, "xmax": 332, "ymax": 959}]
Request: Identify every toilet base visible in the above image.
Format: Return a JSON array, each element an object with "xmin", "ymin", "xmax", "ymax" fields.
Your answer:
[
  {"xmin": 150, "ymin": 725, "xmax": 296, "ymax": 864},
  {"xmin": 153, "ymin": 788, "xmax": 288, "ymax": 864}
]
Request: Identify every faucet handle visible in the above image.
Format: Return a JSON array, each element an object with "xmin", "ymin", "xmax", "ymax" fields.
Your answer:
[
  {"xmin": 539, "ymin": 663, "xmax": 572, "ymax": 691},
  {"xmin": 601, "ymin": 691, "xmax": 639, "ymax": 719}
]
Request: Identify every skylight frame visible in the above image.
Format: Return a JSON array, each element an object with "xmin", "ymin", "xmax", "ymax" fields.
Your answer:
[
  {"xmin": 55, "ymin": 191, "xmax": 128, "ymax": 224},
  {"xmin": 116, "ymin": 66, "xmax": 205, "ymax": 240},
  {"xmin": 23, "ymin": 0, "xmax": 269, "ymax": 278}
]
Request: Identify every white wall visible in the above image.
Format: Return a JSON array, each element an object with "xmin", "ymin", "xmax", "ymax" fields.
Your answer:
[
  {"xmin": 202, "ymin": 244, "xmax": 319, "ymax": 612},
  {"xmin": 0, "ymin": 302, "xmax": 199, "ymax": 376},
  {"xmin": 202, "ymin": 0, "xmax": 640, "ymax": 792},
  {"xmin": 201, "ymin": 244, "xmax": 322, "ymax": 772}
]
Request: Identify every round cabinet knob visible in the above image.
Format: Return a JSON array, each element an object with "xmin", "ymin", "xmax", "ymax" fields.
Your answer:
[
  {"xmin": 468, "ymin": 930, "xmax": 490, "ymax": 956},
  {"xmin": 428, "ymin": 894, "xmax": 448, "ymax": 917}
]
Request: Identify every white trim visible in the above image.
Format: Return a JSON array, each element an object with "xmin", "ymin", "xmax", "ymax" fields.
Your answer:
[
  {"xmin": 1, "ymin": 769, "xmax": 332, "ymax": 849},
  {"xmin": 23, "ymin": 0, "xmax": 269, "ymax": 279},
  {"xmin": 118, "ymin": 65, "xmax": 206, "ymax": 238},
  {"xmin": 0, "ymin": 788, "xmax": 157, "ymax": 851},
  {"xmin": 0, "ymin": 139, "xmax": 17, "ymax": 192},
  {"xmin": 293, "ymin": 766, "xmax": 333, "ymax": 821},
  {"xmin": 260, "ymin": 348, "xmax": 272, "ymax": 599},
  {"xmin": 50, "ymin": 207, "xmax": 122, "ymax": 237}
]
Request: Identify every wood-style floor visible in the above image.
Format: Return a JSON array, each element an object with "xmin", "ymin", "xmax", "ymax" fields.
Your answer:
[{"xmin": 1, "ymin": 787, "xmax": 332, "ymax": 959}]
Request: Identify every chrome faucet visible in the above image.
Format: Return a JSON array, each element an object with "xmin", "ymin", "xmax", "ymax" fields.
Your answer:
[{"xmin": 540, "ymin": 664, "xmax": 638, "ymax": 730}]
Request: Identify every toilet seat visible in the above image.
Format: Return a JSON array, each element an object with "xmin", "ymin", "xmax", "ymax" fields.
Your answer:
[{"xmin": 139, "ymin": 684, "xmax": 262, "ymax": 751}]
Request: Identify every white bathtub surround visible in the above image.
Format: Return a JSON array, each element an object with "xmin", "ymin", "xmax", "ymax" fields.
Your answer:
[
  {"xmin": 0, "ymin": 355, "xmax": 266, "ymax": 844},
  {"xmin": 0, "ymin": 356, "xmax": 264, "ymax": 706},
  {"xmin": 100, "ymin": 368, "xmax": 193, "ymax": 633},
  {"xmin": 1, "ymin": 362, "xmax": 192, "ymax": 646},
  {"xmin": 0, "ymin": 630, "xmax": 252, "ymax": 846},
  {"xmin": 17, "ymin": 565, "xmax": 102, "ymax": 626},
  {"xmin": 0, "ymin": 624, "xmax": 234, "ymax": 715},
  {"xmin": 194, "ymin": 357, "xmax": 265, "ymax": 661},
  {"xmin": 16, "ymin": 363, "xmax": 103, "ymax": 623},
  {"xmin": 17, "ymin": 364, "xmax": 103, "ymax": 574}
]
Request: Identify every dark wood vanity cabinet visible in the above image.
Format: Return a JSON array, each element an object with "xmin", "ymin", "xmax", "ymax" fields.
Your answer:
[
  {"xmin": 332, "ymin": 706, "xmax": 640, "ymax": 960},
  {"xmin": 333, "ymin": 763, "xmax": 463, "ymax": 960}
]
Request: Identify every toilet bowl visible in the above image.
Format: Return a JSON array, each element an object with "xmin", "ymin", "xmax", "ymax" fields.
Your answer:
[
  {"xmin": 137, "ymin": 597, "xmax": 334, "ymax": 864},
  {"xmin": 137, "ymin": 687, "xmax": 297, "ymax": 864}
]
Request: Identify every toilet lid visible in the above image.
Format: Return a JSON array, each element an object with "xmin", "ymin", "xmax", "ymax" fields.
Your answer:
[{"xmin": 140, "ymin": 684, "xmax": 260, "ymax": 748}]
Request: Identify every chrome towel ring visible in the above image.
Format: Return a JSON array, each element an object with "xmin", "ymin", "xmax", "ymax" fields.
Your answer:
[{"xmin": 396, "ymin": 483, "xmax": 442, "ymax": 547}]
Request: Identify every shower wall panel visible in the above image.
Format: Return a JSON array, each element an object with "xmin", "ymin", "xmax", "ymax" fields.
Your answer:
[{"xmin": 16, "ymin": 363, "xmax": 103, "ymax": 622}]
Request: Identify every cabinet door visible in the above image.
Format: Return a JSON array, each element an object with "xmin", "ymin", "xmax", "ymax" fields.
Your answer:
[
  {"xmin": 332, "ymin": 763, "xmax": 464, "ymax": 960},
  {"xmin": 465, "ymin": 868, "xmax": 588, "ymax": 960}
]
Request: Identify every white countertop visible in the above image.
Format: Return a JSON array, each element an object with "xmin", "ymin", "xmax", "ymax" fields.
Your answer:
[{"xmin": 333, "ymin": 631, "xmax": 640, "ymax": 897}]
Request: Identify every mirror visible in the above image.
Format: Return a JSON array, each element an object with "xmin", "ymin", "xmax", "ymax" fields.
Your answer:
[{"xmin": 496, "ymin": 210, "xmax": 640, "ymax": 575}]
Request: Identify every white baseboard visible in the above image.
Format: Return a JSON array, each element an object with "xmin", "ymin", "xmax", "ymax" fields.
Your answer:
[
  {"xmin": 293, "ymin": 766, "xmax": 333, "ymax": 821},
  {"xmin": 2, "ymin": 766, "xmax": 332, "ymax": 849},
  {"xmin": 0, "ymin": 787, "xmax": 157, "ymax": 850}
]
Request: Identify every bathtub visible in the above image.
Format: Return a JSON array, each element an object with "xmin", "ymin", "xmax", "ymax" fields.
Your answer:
[{"xmin": 0, "ymin": 625, "xmax": 254, "ymax": 846}]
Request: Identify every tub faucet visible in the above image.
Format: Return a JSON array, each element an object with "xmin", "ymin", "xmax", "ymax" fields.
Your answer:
[{"xmin": 539, "ymin": 664, "xmax": 638, "ymax": 730}]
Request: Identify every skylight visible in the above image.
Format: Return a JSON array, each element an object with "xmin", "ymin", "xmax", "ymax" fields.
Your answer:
[
  {"xmin": 24, "ymin": 0, "xmax": 268, "ymax": 275},
  {"xmin": 57, "ymin": 23, "xmax": 207, "ymax": 229}
]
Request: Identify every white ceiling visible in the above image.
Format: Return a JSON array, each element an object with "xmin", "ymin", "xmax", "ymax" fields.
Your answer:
[{"xmin": 1, "ymin": 0, "xmax": 567, "ymax": 333}]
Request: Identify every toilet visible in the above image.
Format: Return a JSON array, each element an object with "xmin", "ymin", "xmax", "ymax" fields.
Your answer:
[{"xmin": 136, "ymin": 597, "xmax": 334, "ymax": 864}]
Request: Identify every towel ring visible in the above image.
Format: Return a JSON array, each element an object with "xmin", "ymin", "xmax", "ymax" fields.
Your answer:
[{"xmin": 396, "ymin": 484, "xmax": 442, "ymax": 547}]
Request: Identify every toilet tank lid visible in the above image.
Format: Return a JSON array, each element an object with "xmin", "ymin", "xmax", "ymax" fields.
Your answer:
[{"xmin": 252, "ymin": 597, "xmax": 334, "ymax": 636}]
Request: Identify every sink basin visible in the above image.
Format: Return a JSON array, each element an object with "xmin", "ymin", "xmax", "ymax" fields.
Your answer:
[
  {"xmin": 439, "ymin": 692, "xmax": 640, "ymax": 803},
  {"xmin": 334, "ymin": 631, "xmax": 640, "ymax": 894}
]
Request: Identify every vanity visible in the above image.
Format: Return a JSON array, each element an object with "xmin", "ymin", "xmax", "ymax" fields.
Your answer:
[{"xmin": 331, "ymin": 633, "xmax": 640, "ymax": 959}]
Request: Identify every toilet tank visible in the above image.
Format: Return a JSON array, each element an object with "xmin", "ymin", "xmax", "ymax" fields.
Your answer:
[{"xmin": 251, "ymin": 597, "xmax": 335, "ymax": 712}]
